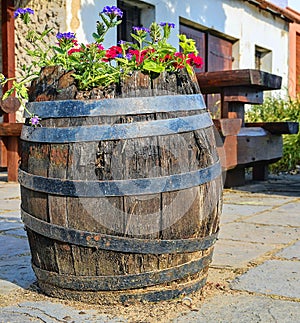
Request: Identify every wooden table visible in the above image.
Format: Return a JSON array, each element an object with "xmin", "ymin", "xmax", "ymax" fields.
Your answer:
[{"xmin": 196, "ymin": 69, "xmax": 287, "ymax": 187}]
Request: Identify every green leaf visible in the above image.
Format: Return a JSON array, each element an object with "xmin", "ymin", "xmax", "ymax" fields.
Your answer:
[
  {"xmin": 19, "ymin": 84, "xmax": 29, "ymax": 99},
  {"xmin": 41, "ymin": 28, "xmax": 53, "ymax": 38},
  {"xmin": 23, "ymin": 13, "xmax": 31, "ymax": 25},
  {"xmin": 130, "ymin": 33, "xmax": 142, "ymax": 43},
  {"xmin": 142, "ymin": 61, "xmax": 165, "ymax": 73},
  {"xmin": 52, "ymin": 46, "xmax": 66, "ymax": 55},
  {"xmin": 2, "ymin": 88, "xmax": 14, "ymax": 100},
  {"xmin": 92, "ymin": 33, "xmax": 102, "ymax": 43},
  {"xmin": 99, "ymin": 14, "xmax": 110, "ymax": 28}
]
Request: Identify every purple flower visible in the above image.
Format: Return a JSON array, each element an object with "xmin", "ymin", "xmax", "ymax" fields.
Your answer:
[
  {"xmin": 132, "ymin": 26, "xmax": 150, "ymax": 33},
  {"xmin": 14, "ymin": 8, "xmax": 34, "ymax": 18},
  {"xmin": 56, "ymin": 32, "xmax": 76, "ymax": 40},
  {"xmin": 101, "ymin": 6, "xmax": 123, "ymax": 18},
  {"xmin": 125, "ymin": 53, "xmax": 133, "ymax": 60},
  {"xmin": 160, "ymin": 22, "xmax": 175, "ymax": 28},
  {"xmin": 29, "ymin": 115, "xmax": 41, "ymax": 127}
]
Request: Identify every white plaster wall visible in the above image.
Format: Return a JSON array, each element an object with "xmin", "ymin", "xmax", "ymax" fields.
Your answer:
[
  {"xmin": 66, "ymin": 0, "xmax": 289, "ymax": 94},
  {"xmin": 66, "ymin": 0, "xmax": 117, "ymax": 48}
]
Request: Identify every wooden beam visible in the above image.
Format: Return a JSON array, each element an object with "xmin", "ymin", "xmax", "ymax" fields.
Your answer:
[
  {"xmin": 196, "ymin": 69, "xmax": 282, "ymax": 94},
  {"xmin": 245, "ymin": 122, "xmax": 299, "ymax": 135},
  {"xmin": 213, "ymin": 118, "xmax": 242, "ymax": 136},
  {"xmin": 2, "ymin": 0, "xmax": 16, "ymax": 123},
  {"xmin": 0, "ymin": 123, "xmax": 23, "ymax": 136}
]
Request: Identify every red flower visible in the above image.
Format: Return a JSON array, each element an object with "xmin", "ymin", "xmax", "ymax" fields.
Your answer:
[
  {"xmin": 163, "ymin": 54, "xmax": 173, "ymax": 62},
  {"xmin": 174, "ymin": 52, "xmax": 185, "ymax": 59},
  {"xmin": 187, "ymin": 53, "xmax": 203, "ymax": 68},
  {"xmin": 128, "ymin": 49, "xmax": 148, "ymax": 65},
  {"xmin": 173, "ymin": 52, "xmax": 186, "ymax": 69},
  {"xmin": 161, "ymin": 54, "xmax": 173, "ymax": 62},
  {"xmin": 104, "ymin": 46, "xmax": 122, "ymax": 61},
  {"xmin": 71, "ymin": 39, "xmax": 78, "ymax": 46},
  {"xmin": 68, "ymin": 47, "xmax": 82, "ymax": 55}
]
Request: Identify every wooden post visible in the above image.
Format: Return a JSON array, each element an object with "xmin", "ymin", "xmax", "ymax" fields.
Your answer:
[
  {"xmin": 1, "ymin": 0, "xmax": 18, "ymax": 181},
  {"xmin": 2, "ymin": 0, "xmax": 16, "ymax": 111},
  {"xmin": 6, "ymin": 137, "xmax": 19, "ymax": 181}
]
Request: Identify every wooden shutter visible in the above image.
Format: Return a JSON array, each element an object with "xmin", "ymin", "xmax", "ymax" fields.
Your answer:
[
  {"xmin": 207, "ymin": 34, "xmax": 233, "ymax": 71},
  {"xmin": 207, "ymin": 34, "xmax": 233, "ymax": 117},
  {"xmin": 179, "ymin": 24, "xmax": 205, "ymax": 73}
]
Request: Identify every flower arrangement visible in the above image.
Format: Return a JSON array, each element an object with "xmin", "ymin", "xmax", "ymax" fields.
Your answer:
[{"xmin": 0, "ymin": 5, "xmax": 203, "ymax": 126}]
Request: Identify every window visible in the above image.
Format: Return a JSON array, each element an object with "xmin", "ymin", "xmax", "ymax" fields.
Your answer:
[
  {"xmin": 255, "ymin": 45, "xmax": 272, "ymax": 72},
  {"xmin": 117, "ymin": 0, "xmax": 154, "ymax": 43}
]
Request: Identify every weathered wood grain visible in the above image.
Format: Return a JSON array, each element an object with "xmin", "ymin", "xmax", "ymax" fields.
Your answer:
[
  {"xmin": 20, "ymin": 69, "xmax": 223, "ymax": 303},
  {"xmin": 196, "ymin": 69, "xmax": 282, "ymax": 94},
  {"xmin": 245, "ymin": 121, "xmax": 299, "ymax": 135}
]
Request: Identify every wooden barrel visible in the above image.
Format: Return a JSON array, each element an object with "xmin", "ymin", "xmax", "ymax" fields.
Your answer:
[{"xmin": 19, "ymin": 72, "xmax": 223, "ymax": 304}]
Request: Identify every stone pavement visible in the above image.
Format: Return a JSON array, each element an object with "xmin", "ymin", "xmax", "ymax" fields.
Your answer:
[{"xmin": 0, "ymin": 171, "xmax": 299, "ymax": 322}]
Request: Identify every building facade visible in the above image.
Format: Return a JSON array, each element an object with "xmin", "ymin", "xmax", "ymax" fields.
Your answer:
[
  {"xmin": 1, "ymin": 0, "xmax": 300, "ymax": 103},
  {"xmin": 64, "ymin": 0, "xmax": 298, "ymax": 99}
]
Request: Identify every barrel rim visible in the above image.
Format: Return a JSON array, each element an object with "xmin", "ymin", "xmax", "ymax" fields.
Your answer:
[{"xmin": 25, "ymin": 94, "xmax": 206, "ymax": 118}]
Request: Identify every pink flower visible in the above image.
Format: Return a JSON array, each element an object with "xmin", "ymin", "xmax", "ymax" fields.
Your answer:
[{"xmin": 97, "ymin": 44, "xmax": 104, "ymax": 51}]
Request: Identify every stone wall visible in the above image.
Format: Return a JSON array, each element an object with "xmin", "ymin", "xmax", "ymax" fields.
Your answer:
[
  {"xmin": 13, "ymin": 1, "xmax": 66, "ymax": 121},
  {"xmin": 15, "ymin": 0, "xmax": 67, "ymax": 78}
]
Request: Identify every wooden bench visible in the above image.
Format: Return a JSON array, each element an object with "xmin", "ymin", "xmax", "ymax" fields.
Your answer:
[{"xmin": 196, "ymin": 69, "xmax": 299, "ymax": 187}]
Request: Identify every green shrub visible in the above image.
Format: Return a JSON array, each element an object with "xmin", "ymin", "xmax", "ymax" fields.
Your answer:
[{"xmin": 245, "ymin": 95, "xmax": 300, "ymax": 173}]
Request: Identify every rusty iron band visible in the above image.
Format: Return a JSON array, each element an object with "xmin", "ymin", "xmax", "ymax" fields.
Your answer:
[
  {"xmin": 21, "ymin": 209, "xmax": 219, "ymax": 254},
  {"xmin": 25, "ymin": 94, "xmax": 206, "ymax": 118},
  {"xmin": 39, "ymin": 275, "xmax": 208, "ymax": 303},
  {"xmin": 31, "ymin": 253, "xmax": 212, "ymax": 291},
  {"xmin": 118, "ymin": 276, "xmax": 208, "ymax": 302},
  {"xmin": 18, "ymin": 161, "xmax": 221, "ymax": 197},
  {"xmin": 21, "ymin": 113, "xmax": 213, "ymax": 143}
]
